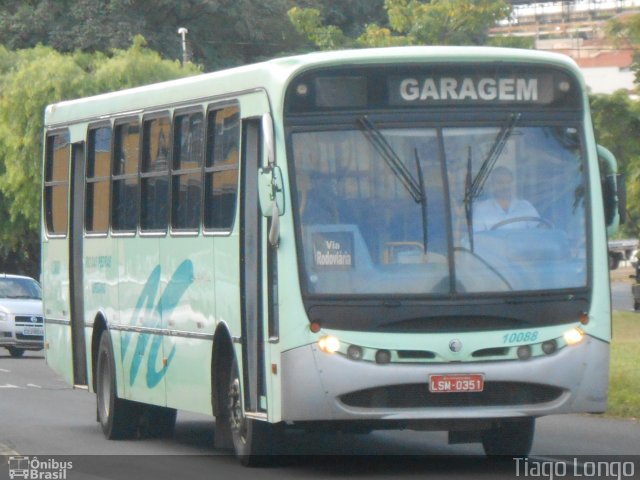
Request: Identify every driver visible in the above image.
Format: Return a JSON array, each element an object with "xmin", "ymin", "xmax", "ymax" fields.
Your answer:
[{"xmin": 473, "ymin": 166, "xmax": 540, "ymax": 232}]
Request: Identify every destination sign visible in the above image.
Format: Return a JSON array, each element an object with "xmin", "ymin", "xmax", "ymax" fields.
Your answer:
[
  {"xmin": 285, "ymin": 66, "xmax": 579, "ymax": 113},
  {"xmin": 312, "ymin": 231, "xmax": 354, "ymax": 270},
  {"xmin": 389, "ymin": 75, "xmax": 556, "ymax": 105}
]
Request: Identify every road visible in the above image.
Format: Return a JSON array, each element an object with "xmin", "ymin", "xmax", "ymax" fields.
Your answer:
[
  {"xmin": 0, "ymin": 350, "xmax": 638, "ymax": 480},
  {"xmin": 611, "ymin": 265, "xmax": 638, "ymax": 312},
  {"xmin": 612, "ymin": 280, "xmax": 636, "ymax": 312}
]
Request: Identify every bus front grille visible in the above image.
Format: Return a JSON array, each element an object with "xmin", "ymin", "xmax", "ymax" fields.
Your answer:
[{"xmin": 339, "ymin": 382, "xmax": 563, "ymax": 409}]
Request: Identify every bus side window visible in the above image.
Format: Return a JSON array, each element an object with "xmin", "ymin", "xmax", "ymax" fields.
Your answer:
[
  {"xmin": 141, "ymin": 115, "xmax": 171, "ymax": 232},
  {"xmin": 172, "ymin": 110, "xmax": 204, "ymax": 231},
  {"xmin": 44, "ymin": 131, "xmax": 70, "ymax": 236},
  {"xmin": 86, "ymin": 125, "xmax": 111, "ymax": 234},
  {"xmin": 204, "ymin": 104, "xmax": 240, "ymax": 231},
  {"xmin": 112, "ymin": 121, "xmax": 140, "ymax": 232}
]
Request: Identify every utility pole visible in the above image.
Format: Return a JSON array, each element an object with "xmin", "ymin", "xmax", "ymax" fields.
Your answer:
[{"xmin": 177, "ymin": 27, "xmax": 189, "ymax": 67}]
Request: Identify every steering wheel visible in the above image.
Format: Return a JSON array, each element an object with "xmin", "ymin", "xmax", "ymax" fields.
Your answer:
[{"xmin": 490, "ymin": 216, "xmax": 553, "ymax": 231}]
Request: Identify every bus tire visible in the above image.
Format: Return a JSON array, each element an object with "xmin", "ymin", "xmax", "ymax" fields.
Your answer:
[
  {"xmin": 96, "ymin": 330, "xmax": 142, "ymax": 440},
  {"xmin": 227, "ymin": 357, "xmax": 280, "ymax": 466},
  {"xmin": 481, "ymin": 417, "xmax": 535, "ymax": 457},
  {"xmin": 7, "ymin": 347, "xmax": 25, "ymax": 358}
]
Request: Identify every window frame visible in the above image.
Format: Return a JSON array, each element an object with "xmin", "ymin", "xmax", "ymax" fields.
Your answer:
[
  {"xmin": 140, "ymin": 111, "xmax": 172, "ymax": 236},
  {"xmin": 203, "ymin": 102, "xmax": 241, "ymax": 235},
  {"xmin": 111, "ymin": 117, "xmax": 141, "ymax": 236},
  {"xmin": 171, "ymin": 106, "xmax": 205, "ymax": 235},
  {"xmin": 85, "ymin": 122, "xmax": 112, "ymax": 236},
  {"xmin": 43, "ymin": 129, "xmax": 71, "ymax": 238}
]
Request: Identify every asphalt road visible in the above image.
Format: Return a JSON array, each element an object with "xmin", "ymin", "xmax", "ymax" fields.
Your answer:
[
  {"xmin": 0, "ymin": 351, "xmax": 638, "ymax": 480},
  {"xmin": 612, "ymin": 280, "xmax": 636, "ymax": 312}
]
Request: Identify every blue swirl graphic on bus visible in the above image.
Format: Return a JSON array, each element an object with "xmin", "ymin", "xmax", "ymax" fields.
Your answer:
[{"xmin": 121, "ymin": 260, "xmax": 194, "ymax": 388}]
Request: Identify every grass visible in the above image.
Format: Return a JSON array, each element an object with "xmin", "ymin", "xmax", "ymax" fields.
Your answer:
[{"xmin": 608, "ymin": 311, "xmax": 640, "ymax": 419}]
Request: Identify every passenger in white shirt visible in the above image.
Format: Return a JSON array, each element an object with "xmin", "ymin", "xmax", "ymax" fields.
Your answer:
[{"xmin": 473, "ymin": 166, "xmax": 540, "ymax": 232}]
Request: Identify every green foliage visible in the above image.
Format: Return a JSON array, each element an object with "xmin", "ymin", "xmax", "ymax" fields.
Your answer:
[
  {"xmin": 486, "ymin": 36, "xmax": 535, "ymax": 49},
  {"xmin": 609, "ymin": 312, "xmax": 640, "ymax": 419},
  {"xmin": 0, "ymin": 38, "xmax": 200, "ymax": 276},
  {"xmin": 288, "ymin": 0, "xmax": 386, "ymax": 39},
  {"xmin": 606, "ymin": 14, "xmax": 640, "ymax": 89},
  {"xmin": 0, "ymin": 46, "xmax": 88, "ymax": 228},
  {"xmin": 288, "ymin": 7, "xmax": 353, "ymax": 50},
  {"xmin": 0, "ymin": 0, "xmax": 302, "ymax": 71},
  {"xmin": 289, "ymin": 0, "xmax": 513, "ymax": 49},
  {"xmin": 92, "ymin": 35, "xmax": 200, "ymax": 91},
  {"xmin": 590, "ymin": 92, "xmax": 640, "ymax": 237}
]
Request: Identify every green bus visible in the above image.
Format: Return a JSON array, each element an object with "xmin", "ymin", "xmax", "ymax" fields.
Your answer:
[{"xmin": 42, "ymin": 46, "xmax": 621, "ymax": 464}]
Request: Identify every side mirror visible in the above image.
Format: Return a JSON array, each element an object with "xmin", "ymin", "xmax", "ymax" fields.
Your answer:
[
  {"xmin": 598, "ymin": 145, "xmax": 623, "ymax": 235},
  {"xmin": 258, "ymin": 113, "xmax": 285, "ymax": 247},
  {"xmin": 258, "ymin": 165, "xmax": 285, "ymax": 217},
  {"xmin": 262, "ymin": 113, "xmax": 275, "ymax": 166}
]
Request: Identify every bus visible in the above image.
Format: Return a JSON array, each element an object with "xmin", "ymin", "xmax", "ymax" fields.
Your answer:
[{"xmin": 42, "ymin": 46, "xmax": 622, "ymax": 464}]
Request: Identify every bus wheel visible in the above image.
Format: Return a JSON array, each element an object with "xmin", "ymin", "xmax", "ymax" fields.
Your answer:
[
  {"xmin": 481, "ymin": 417, "xmax": 535, "ymax": 457},
  {"xmin": 96, "ymin": 330, "xmax": 142, "ymax": 439},
  {"xmin": 227, "ymin": 358, "xmax": 279, "ymax": 466},
  {"xmin": 7, "ymin": 347, "xmax": 25, "ymax": 358}
]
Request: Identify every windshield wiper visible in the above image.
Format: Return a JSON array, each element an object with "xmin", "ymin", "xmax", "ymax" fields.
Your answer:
[
  {"xmin": 358, "ymin": 116, "xmax": 422, "ymax": 203},
  {"xmin": 464, "ymin": 113, "xmax": 521, "ymax": 209},
  {"xmin": 357, "ymin": 116, "xmax": 429, "ymax": 253},
  {"xmin": 464, "ymin": 146, "xmax": 475, "ymax": 251},
  {"xmin": 414, "ymin": 148, "xmax": 429, "ymax": 253}
]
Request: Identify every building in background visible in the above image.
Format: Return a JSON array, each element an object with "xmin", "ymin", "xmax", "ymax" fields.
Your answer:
[{"xmin": 495, "ymin": 1, "xmax": 639, "ymax": 93}]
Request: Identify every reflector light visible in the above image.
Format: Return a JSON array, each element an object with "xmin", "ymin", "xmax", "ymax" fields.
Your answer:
[
  {"xmin": 310, "ymin": 322, "xmax": 321, "ymax": 333},
  {"xmin": 563, "ymin": 328, "xmax": 585, "ymax": 346},
  {"xmin": 347, "ymin": 345, "xmax": 363, "ymax": 361},
  {"xmin": 318, "ymin": 335, "xmax": 340, "ymax": 354},
  {"xmin": 375, "ymin": 349, "xmax": 391, "ymax": 364},
  {"xmin": 516, "ymin": 345, "xmax": 532, "ymax": 360},
  {"xmin": 542, "ymin": 340, "xmax": 557, "ymax": 355}
]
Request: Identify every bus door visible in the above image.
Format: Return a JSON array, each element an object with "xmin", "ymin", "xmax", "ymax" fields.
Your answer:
[
  {"xmin": 239, "ymin": 118, "xmax": 268, "ymax": 415},
  {"xmin": 69, "ymin": 141, "xmax": 88, "ymax": 386}
]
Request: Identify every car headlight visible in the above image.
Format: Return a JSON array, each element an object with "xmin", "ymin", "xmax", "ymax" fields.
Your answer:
[{"xmin": 0, "ymin": 311, "xmax": 8, "ymax": 322}]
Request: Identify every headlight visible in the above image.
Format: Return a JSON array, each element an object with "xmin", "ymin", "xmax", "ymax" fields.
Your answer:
[
  {"xmin": 563, "ymin": 327, "xmax": 585, "ymax": 346},
  {"xmin": 318, "ymin": 335, "xmax": 340, "ymax": 354},
  {"xmin": 0, "ymin": 311, "xmax": 8, "ymax": 322}
]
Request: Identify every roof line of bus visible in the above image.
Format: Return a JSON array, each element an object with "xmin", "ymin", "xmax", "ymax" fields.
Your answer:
[{"xmin": 44, "ymin": 46, "xmax": 582, "ymax": 127}]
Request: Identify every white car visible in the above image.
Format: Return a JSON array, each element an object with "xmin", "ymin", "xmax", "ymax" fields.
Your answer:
[{"xmin": 0, "ymin": 274, "xmax": 44, "ymax": 358}]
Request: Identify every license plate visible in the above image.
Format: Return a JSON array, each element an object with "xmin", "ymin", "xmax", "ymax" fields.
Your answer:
[
  {"xmin": 23, "ymin": 326, "xmax": 43, "ymax": 336},
  {"xmin": 429, "ymin": 374, "xmax": 484, "ymax": 393}
]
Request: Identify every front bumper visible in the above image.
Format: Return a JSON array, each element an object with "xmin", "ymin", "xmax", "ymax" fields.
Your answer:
[
  {"xmin": 281, "ymin": 335, "xmax": 608, "ymax": 423},
  {"xmin": 0, "ymin": 318, "xmax": 44, "ymax": 351}
]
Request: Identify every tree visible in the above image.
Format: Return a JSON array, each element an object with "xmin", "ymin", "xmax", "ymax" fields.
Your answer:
[
  {"xmin": 599, "ymin": 13, "xmax": 640, "ymax": 237},
  {"xmin": 590, "ymin": 91, "xmax": 640, "ymax": 237},
  {"xmin": 606, "ymin": 13, "xmax": 640, "ymax": 87},
  {"xmin": 289, "ymin": 0, "xmax": 515, "ymax": 49},
  {"xmin": 0, "ymin": 0, "xmax": 303, "ymax": 71},
  {"xmin": 0, "ymin": 38, "xmax": 200, "ymax": 276}
]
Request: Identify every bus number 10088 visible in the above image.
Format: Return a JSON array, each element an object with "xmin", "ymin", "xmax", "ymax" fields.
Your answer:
[{"xmin": 503, "ymin": 331, "xmax": 539, "ymax": 344}]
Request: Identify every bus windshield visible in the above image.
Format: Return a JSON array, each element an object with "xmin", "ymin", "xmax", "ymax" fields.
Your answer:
[{"xmin": 291, "ymin": 120, "xmax": 587, "ymax": 296}]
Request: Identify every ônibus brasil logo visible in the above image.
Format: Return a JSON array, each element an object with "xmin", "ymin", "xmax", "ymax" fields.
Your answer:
[{"xmin": 8, "ymin": 456, "xmax": 73, "ymax": 480}]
